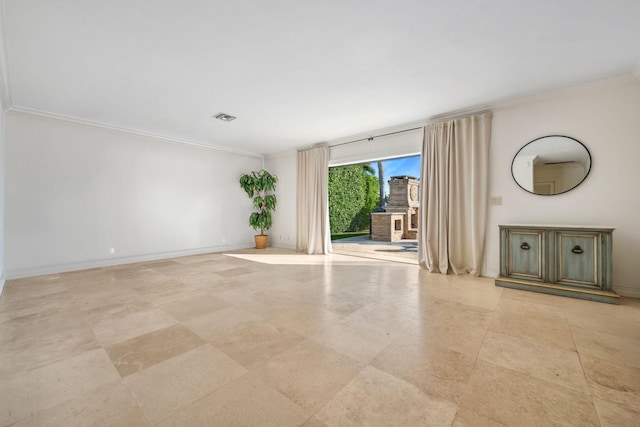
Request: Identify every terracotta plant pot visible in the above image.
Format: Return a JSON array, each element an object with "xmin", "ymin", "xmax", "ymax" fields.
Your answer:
[{"xmin": 254, "ymin": 235, "xmax": 268, "ymax": 249}]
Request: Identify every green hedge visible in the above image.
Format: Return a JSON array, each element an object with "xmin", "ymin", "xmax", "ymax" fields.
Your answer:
[{"xmin": 328, "ymin": 164, "xmax": 379, "ymax": 232}]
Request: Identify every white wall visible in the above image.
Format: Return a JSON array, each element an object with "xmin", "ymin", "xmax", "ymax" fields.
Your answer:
[
  {"xmin": 264, "ymin": 149, "xmax": 297, "ymax": 250},
  {"xmin": 486, "ymin": 77, "xmax": 640, "ymax": 297},
  {"xmin": 4, "ymin": 111, "xmax": 263, "ymax": 278},
  {"xmin": 268, "ymin": 76, "xmax": 640, "ymax": 297}
]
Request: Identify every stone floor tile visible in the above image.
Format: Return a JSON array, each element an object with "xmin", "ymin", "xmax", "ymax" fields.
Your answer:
[
  {"xmin": 124, "ymin": 344, "xmax": 247, "ymax": 424},
  {"xmin": 310, "ymin": 317, "xmax": 399, "ymax": 364},
  {"xmin": 371, "ymin": 337, "xmax": 475, "ymax": 403},
  {"xmin": 155, "ymin": 373, "xmax": 307, "ymax": 427},
  {"xmin": 572, "ymin": 326, "xmax": 640, "ymax": 369},
  {"xmin": 564, "ymin": 307, "xmax": 640, "ymax": 340},
  {"xmin": 211, "ymin": 320, "xmax": 304, "ymax": 369},
  {"xmin": 581, "ymin": 355, "xmax": 640, "ymax": 411},
  {"xmin": 182, "ymin": 305, "xmax": 263, "ymax": 341},
  {"xmin": 266, "ymin": 303, "xmax": 347, "ymax": 337},
  {"xmin": 488, "ymin": 310, "xmax": 575, "ymax": 350},
  {"xmin": 458, "ymin": 360, "xmax": 599, "ymax": 427},
  {"xmin": 0, "ymin": 248, "xmax": 638, "ymax": 426},
  {"xmin": 10, "ymin": 380, "xmax": 147, "ymax": 427},
  {"xmin": 106, "ymin": 324, "xmax": 205, "ymax": 377},
  {"xmin": 593, "ymin": 396, "xmax": 640, "ymax": 427},
  {"xmin": 1, "ymin": 275, "xmax": 66, "ymax": 302},
  {"xmin": 84, "ymin": 302, "xmax": 178, "ymax": 346},
  {"xmin": 254, "ymin": 339, "xmax": 364, "ymax": 415},
  {"xmin": 478, "ymin": 331, "xmax": 589, "ymax": 393},
  {"xmin": 451, "ymin": 409, "xmax": 508, "ymax": 427},
  {"xmin": 153, "ymin": 293, "xmax": 229, "ymax": 321},
  {"xmin": 302, "ymin": 416, "xmax": 330, "ymax": 427},
  {"xmin": 401, "ymin": 314, "xmax": 489, "ymax": 359},
  {"xmin": 0, "ymin": 324, "xmax": 99, "ymax": 380},
  {"xmin": 314, "ymin": 365, "xmax": 457, "ymax": 427},
  {"xmin": 0, "ymin": 348, "xmax": 121, "ymax": 426}
]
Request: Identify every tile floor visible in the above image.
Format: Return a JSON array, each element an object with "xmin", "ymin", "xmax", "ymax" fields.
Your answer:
[{"xmin": 0, "ymin": 248, "xmax": 638, "ymax": 426}]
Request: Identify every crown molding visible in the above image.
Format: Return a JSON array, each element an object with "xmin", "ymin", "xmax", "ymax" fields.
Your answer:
[
  {"xmin": 264, "ymin": 147, "xmax": 298, "ymax": 159},
  {"xmin": 7, "ymin": 106, "xmax": 264, "ymax": 159},
  {"xmin": 428, "ymin": 73, "xmax": 637, "ymax": 122},
  {"xmin": 322, "ymin": 73, "xmax": 637, "ymax": 150}
]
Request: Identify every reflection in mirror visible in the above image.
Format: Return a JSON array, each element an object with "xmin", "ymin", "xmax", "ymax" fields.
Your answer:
[{"xmin": 511, "ymin": 135, "xmax": 591, "ymax": 195}]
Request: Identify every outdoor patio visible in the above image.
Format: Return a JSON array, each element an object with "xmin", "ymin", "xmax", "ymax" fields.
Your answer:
[{"xmin": 330, "ymin": 235, "xmax": 417, "ymax": 265}]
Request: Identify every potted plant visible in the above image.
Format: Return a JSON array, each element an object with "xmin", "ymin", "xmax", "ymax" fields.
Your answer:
[{"xmin": 239, "ymin": 169, "xmax": 277, "ymax": 249}]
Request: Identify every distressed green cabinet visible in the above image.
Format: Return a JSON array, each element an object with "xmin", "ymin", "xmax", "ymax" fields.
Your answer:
[
  {"xmin": 496, "ymin": 225, "xmax": 618, "ymax": 304},
  {"xmin": 504, "ymin": 229, "xmax": 545, "ymax": 281}
]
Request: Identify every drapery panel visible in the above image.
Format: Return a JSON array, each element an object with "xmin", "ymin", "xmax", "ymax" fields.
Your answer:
[
  {"xmin": 296, "ymin": 145, "xmax": 332, "ymax": 254},
  {"xmin": 418, "ymin": 112, "xmax": 492, "ymax": 275}
]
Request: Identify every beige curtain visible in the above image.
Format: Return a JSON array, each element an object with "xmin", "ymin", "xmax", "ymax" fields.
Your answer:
[
  {"xmin": 297, "ymin": 145, "xmax": 332, "ymax": 254},
  {"xmin": 418, "ymin": 112, "xmax": 492, "ymax": 275}
]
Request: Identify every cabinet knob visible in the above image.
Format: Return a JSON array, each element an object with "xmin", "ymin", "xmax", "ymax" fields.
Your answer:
[
  {"xmin": 571, "ymin": 245, "xmax": 584, "ymax": 254},
  {"xmin": 520, "ymin": 242, "xmax": 530, "ymax": 250}
]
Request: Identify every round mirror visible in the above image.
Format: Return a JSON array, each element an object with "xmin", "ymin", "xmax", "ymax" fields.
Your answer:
[{"xmin": 511, "ymin": 135, "xmax": 591, "ymax": 195}]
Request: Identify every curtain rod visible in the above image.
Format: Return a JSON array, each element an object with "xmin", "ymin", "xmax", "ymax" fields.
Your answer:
[{"xmin": 329, "ymin": 126, "xmax": 423, "ymax": 148}]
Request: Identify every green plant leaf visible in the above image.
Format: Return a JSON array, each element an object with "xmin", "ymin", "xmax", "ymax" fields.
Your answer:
[
  {"xmin": 328, "ymin": 163, "xmax": 379, "ymax": 233},
  {"xmin": 264, "ymin": 195, "xmax": 276, "ymax": 210},
  {"xmin": 241, "ymin": 169, "xmax": 277, "ymax": 233},
  {"xmin": 253, "ymin": 196, "xmax": 264, "ymax": 210}
]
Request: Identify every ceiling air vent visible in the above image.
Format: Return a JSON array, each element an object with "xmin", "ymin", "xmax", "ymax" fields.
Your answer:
[{"xmin": 212, "ymin": 112, "xmax": 237, "ymax": 122}]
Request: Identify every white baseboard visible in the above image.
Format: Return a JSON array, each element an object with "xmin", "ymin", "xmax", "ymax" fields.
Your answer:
[
  {"xmin": 613, "ymin": 284, "xmax": 640, "ymax": 299},
  {"xmin": 9, "ymin": 249, "xmax": 637, "ymax": 300},
  {"xmin": 0, "ymin": 270, "xmax": 5, "ymax": 295},
  {"xmin": 5, "ymin": 244, "xmax": 253, "ymax": 280}
]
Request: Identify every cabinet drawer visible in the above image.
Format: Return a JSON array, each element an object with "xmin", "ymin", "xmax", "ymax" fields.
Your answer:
[
  {"xmin": 505, "ymin": 229, "xmax": 545, "ymax": 280},
  {"xmin": 555, "ymin": 232, "xmax": 600, "ymax": 288}
]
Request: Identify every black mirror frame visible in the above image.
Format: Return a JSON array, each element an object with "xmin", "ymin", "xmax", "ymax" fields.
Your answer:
[{"xmin": 511, "ymin": 135, "xmax": 592, "ymax": 196}]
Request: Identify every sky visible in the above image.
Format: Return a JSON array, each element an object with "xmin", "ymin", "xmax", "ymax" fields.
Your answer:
[{"xmin": 370, "ymin": 155, "xmax": 421, "ymax": 196}]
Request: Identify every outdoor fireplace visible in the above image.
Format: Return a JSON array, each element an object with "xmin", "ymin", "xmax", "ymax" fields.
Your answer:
[{"xmin": 371, "ymin": 176, "xmax": 419, "ymax": 242}]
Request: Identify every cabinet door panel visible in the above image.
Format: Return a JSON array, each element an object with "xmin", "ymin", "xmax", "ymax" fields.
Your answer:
[
  {"xmin": 557, "ymin": 233, "xmax": 599, "ymax": 287},
  {"xmin": 507, "ymin": 230, "xmax": 544, "ymax": 280}
]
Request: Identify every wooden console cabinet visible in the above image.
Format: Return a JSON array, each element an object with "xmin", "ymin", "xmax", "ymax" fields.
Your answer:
[{"xmin": 495, "ymin": 225, "xmax": 618, "ymax": 304}]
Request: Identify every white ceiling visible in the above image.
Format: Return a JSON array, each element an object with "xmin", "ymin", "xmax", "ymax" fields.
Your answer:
[{"xmin": 3, "ymin": 0, "xmax": 640, "ymax": 155}]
